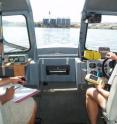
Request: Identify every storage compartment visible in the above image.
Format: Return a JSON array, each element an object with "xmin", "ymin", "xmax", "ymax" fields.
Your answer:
[
  {"xmin": 38, "ymin": 58, "xmax": 76, "ymax": 87},
  {"xmin": 46, "ymin": 65, "xmax": 70, "ymax": 75}
]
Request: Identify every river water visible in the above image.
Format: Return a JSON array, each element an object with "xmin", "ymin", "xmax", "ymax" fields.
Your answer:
[
  {"xmin": 3, "ymin": 27, "xmax": 117, "ymax": 52},
  {"xmin": 35, "ymin": 27, "xmax": 79, "ymax": 48},
  {"xmin": 35, "ymin": 27, "xmax": 117, "ymax": 51}
]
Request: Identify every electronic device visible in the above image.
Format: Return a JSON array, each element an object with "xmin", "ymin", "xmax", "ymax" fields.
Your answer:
[
  {"xmin": 85, "ymin": 73, "xmax": 108, "ymax": 85},
  {"xmin": 98, "ymin": 47, "xmax": 110, "ymax": 59},
  {"xmin": 87, "ymin": 60, "xmax": 111, "ymax": 77},
  {"xmin": 8, "ymin": 54, "xmax": 28, "ymax": 64}
]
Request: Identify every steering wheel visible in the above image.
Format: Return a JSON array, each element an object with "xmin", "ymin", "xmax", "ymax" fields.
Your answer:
[{"xmin": 102, "ymin": 58, "xmax": 116, "ymax": 79}]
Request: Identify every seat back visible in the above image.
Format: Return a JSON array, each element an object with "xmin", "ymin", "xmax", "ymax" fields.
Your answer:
[
  {"xmin": 105, "ymin": 64, "xmax": 117, "ymax": 122},
  {"xmin": 0, "ymin": 103, "xmax": 4, "ymax": 124},
  {"xmin": 0, "ymin": 112, "xmax": 3, "ymax": 124}
]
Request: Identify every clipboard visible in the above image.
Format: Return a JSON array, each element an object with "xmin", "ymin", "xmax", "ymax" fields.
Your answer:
[
  {"xmin": 0, "ymin": 84, "xmax": 39, "ymax": 103},
  {"xmin": 13, "ymin": 86, "xmax": 39, "ymax": 103}
]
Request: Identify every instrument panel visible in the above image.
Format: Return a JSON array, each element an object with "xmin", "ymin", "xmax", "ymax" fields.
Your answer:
[
  {"xmin": 0, "ymin": 54, "xmax": 29, "ymax": 77},
  {"xmin": 87, "ymin": 60, "xmax": 111, "ymax": 77},
  {"xmin": 85, "ymin": 73, "xmax": 107, "ymax": 85},
  {"xmin": 8, "ymin": 54, "xmax": 29, "ymax": 64},
  {"xmin": 0, "ymin": 54, "xmax": 29, "ymax": 65}
]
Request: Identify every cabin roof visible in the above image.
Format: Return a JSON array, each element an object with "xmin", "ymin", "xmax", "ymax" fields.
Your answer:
[
  {"xmin": 0, "ymin": 0, "xmax": 31, "ymax": 13},
  {"xmin": 83, "ymin": 0, "xmax": 117, "ymax": 15}
]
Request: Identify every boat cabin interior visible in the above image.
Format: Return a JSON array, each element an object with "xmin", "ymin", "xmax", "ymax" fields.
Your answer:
[{"xmin": 1, "ymin": 0, "xmax": 117, "ymax": 124}]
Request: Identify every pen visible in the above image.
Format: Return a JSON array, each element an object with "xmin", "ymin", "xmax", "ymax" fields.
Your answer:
[{"xmin": 14, "ymin": 86, "xmax": 21, "ymax": 90}]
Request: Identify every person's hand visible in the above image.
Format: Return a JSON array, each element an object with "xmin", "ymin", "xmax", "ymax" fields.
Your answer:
[
  {"xmin": 0, "ymin": 87, "xmax": 15, "ymax": 104},
  {"xmin": 10, "ymin": 76, "xmax": 26, "ymax": 85},
  {"xmin": 5, "ymin": 87, "xmax": 15, "ymax": 101},
  {"xmin": 96, "ymin": 82, "xmax": 110, "ymax": 98},
  {"xmin": 106, "ymin": 52, "xmax": 117, "ymax": 60},
  {"xmin": 96, "ymin": 82, "xmax": 105, "ymax": 91}
]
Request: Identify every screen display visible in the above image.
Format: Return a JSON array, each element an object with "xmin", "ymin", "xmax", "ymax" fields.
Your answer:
[
  {"xmin": 90, "ymin": 75, "xmax": 98, "ymax": 81},
  {"xmin": 89, "ymin": 63, "xmax": 96, "ymax": 68},
  {"xmin": 19, "ymin": 56, "xmax": 25, "ymax": 62}
]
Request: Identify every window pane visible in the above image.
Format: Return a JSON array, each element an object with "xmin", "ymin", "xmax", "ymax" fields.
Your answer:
[
  {"xmin": 86, "ymin": 15, "xmax": 117, "ymax": 52},
  {"xmin": 30, "ymin": 0, "xmax": 85, "ymax": 48},
  {"xmin": 3, "ymin": 15, "xmax": 30, "ymax": 53}
]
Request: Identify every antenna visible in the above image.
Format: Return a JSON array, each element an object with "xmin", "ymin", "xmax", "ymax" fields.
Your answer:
[{"xmin": 48, "ymin": 10, "xmax": 51, "ymax": 24}]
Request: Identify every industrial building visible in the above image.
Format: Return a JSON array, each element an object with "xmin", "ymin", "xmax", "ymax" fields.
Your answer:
[{"xmin": 43, "ymin": 18, "xmax": 71, "ymax": 27}]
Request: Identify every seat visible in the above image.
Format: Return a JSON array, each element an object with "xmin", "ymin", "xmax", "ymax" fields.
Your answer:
[
  {"xmin": 0, "ymin": 112, "xmax": 3, "ymax": 124},
  {"xmin": 103, "ymin": 64, "xmax": 117, "ymax": 124}
]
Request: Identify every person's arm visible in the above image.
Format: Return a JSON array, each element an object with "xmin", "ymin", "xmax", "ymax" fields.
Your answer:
[
  {"xmin": 106, "ymin": 52, "xmax": 117, "ymax": 60},
  {"xmin": 0, "ymin": 76, "xmax": 26, "ymax": 104},
  {"xmin": 95, "ymin": 52, "xmax": 117, "ymax": 98},
  {"xmin": 96, "ymin": 83, "xmax": 110, "ymax": 98},
  {"xmin": 0, "ymin": 87, "xmax": 15, "ymax": 104},
  {"xmin": 0, "ymin": 76, "xmax": 26, "ymax": 86},
  {"xmin": 97, "ymin": 87, "xmax": 110, "ymax": 99}
]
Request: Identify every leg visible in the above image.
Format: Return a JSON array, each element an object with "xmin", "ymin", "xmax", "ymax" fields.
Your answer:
[
  {"xmin": 86, "ymin": 87, "xmax": 107, "ymax": 124},
  {"xmin": 1, "ymin": 98, "xmax": 37, "ymax": 124},
  {"xmin": 28, "ymin": 101, "xmax": 37, "ymax": 124},
  {"xmin": 86, "ymin": 88, "xmax": 99, "ymax": 124}
]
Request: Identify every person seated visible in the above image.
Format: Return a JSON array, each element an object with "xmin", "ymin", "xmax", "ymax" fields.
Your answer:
[
  {"xmin": 86, "ymin": 52, "xmax": 117, "ymax": 124},
  {"xmin": 0, "ymin": 76, "xmax": 37, "ymax": 124}
]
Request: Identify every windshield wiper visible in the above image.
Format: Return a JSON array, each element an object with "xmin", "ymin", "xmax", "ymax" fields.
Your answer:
[{"xmin": 4, "ymin": 39, "xmax": 28, "ymax": 51}]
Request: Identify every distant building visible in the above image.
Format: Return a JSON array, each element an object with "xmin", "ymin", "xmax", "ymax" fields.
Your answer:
[
  {"xmin": 43, "ymin": 19, "xmax": 50, "ymax": 26},
  {"xmin": 62, "ymin": 18, "xmax": 66, "ymax": 25},
  {"xmin": 56, "ymin": 18, "xmax": 62, "ymax": 27},
  {"xmin": 56, "ymin": 18, "xmax": 70, "ymax": 27},
  {"xmin": 65, "ymin": 19, "xmax": 70, "ymax": 27},
  {"xmin": 43, "ymin": 18, "xmax": 71, "ymax": 27},
  {"xmin": 49, "ymin": 19, "xmax": 56, "ymax": 27}
]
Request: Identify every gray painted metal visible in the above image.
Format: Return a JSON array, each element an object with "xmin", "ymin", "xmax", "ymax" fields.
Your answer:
[
  {"xmin": 79, "ymin": 0, "xmax": 117, "ymax": 59},
  {"xmin": 0, "ymin": 0, "xmax": 31, "ymax": 12},
  {"xmin": 39, "ymin": 58, "xmax": 76, "ymax": 83},
  {"xmin": 0, "ymin": 0, "xmax": 37, "ymax": 60},
  {"xmin": 83, "ymin": 0, "xmax": 117, "ymax": 15},
  {"xmin": 75, "ymin": 58, "xmax": 87, "ymax": 87}
]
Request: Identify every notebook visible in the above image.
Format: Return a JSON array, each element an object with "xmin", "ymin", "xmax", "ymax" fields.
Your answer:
[{"xmin": 0, "ymin": 84, "xmax": 39, "ymax": 103}]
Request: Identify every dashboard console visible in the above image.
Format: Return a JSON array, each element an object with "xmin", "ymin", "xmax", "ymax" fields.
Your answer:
[
  {"xmin": 0, "ymin": 54, "xmax": 30, "ymax": 77},
  {"xmin": 87, "ymin": 60, "xmax": 111, "ymax": 77},
  {"xmin": 85, "ymin": 73, "xmax": 108, "ymax": 85}
]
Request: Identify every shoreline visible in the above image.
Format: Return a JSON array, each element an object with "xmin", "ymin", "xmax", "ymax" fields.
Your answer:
[{"xmin": 35, "ymin": 22, "xmax": 117, "ymax": 29}]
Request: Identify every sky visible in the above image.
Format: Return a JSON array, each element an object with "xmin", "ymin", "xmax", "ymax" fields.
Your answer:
[
  {"xmin": 30, "ymin": 0, "xmax": 117, "ymax": 23},
  {"xmin": 30, "ymin": 0, "xmax": 85, "ymax": 22}
]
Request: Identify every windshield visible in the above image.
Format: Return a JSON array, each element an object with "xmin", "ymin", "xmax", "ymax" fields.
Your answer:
[
  {"xmin": 3, "ymin": 15, "xmax": 30, "ymax": 53},
  {"xmin": 86, "ymin": 15, "xmax": 117, "ymax": 52},
  {"xmin": 30, "ymin": 0, "xmax": 85, "ymax": 48}
]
